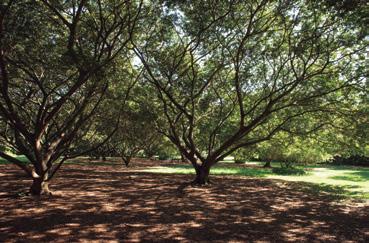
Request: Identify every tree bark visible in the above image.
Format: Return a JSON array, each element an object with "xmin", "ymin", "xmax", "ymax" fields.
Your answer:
[
  {"xmin": 263, "ymin": 161, "xmax": 272, "ymax": 168},
  {"xmin": 193, "ymin": 166, "xmax": 211, "ymax": 185},
  {"xmin": 122, "ymin": 157, "xmax": 131, "ymax": 167},
  {"xmin": 181, "ymin": 154, "xmax": 187, "ymax": 163},
  {"xmin": 30, "ymin": 178, "xmax": 52, "ymax": 195}
]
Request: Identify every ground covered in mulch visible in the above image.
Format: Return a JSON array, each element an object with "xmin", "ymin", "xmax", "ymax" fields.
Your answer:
[{"xmin": 0, "ymin": 160, "xmax": 368, "ymax": 242}]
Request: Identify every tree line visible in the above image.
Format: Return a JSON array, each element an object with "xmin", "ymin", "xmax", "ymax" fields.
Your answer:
[{"xmin": 0, "ymin": 0, "xmax": 367, "ymax": 194}]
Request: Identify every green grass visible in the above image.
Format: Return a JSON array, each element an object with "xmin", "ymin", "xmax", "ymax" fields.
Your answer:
[
  {"xmin": 143, "ymin": 164, "xmax": 273, "ymax": 177},
  {"xmin": 293, "ymin": 182, "xmax": 367, "ymax": 200},
  {"xmin": 271, "ymin": 167, "xmax": 307, "ymax": 175},
  {"xmin": 330, "ymin": 171, "xmax": 369, "ymax": 182},
  {"xmin": 143, "ymin": 163, "xmax": 308, "ymax": 177},
  {"xmin": 143, "ymin": 163, "xmax": 369, "ymax": 200},
  {"xmin": 0, "ymin": 155, "xmax": 29, "ymax": 165},
  {"xmin": 2, "ymin": 155, "xmax": 368, "ymax": 200},
  {"xmin": 268, "ymin": 167, "xmax": 369, "ymax": 199},
  {"xmin": 64, "ymin": 160, "xmax": 119, "ymax": 166}
]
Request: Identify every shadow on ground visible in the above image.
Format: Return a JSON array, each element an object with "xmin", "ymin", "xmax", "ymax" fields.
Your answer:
[
  {"xmin": 330, "ymin": 170, "xmax": 369, "ymax": 182},
  {"xmin": 0, "ymin": 162, "xmax": 368, "ymax": 242}
]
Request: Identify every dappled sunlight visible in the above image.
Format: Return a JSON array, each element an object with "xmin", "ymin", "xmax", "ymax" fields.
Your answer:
[
  {"xmin": 144, "ymin": 163, "xmax": 369, "ymax": 200},
  {"xmin": 267, "ymin": 167, "xmax": 369, "ymax": 199},
  {"xmin": 330, "ymin": 170, "xmax": 369, "ymax": 182},
  {"xmin": 1, "ymin": 163, "xmax": 368, "ymax": 242}
]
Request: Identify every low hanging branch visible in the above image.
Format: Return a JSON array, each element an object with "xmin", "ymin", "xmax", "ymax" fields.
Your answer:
[
  {"xmin": 0, "ymin": 0, "xmax": 143, "ymax": 195},
  {"xmin": 134, "ymin": 0, "xmax": 367, "ymax": 184}
]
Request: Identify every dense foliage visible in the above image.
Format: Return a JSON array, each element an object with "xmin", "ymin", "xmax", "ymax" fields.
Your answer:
[
  {"xmin": 0, "ymin": 0, "xmax": 367, "ymax": 191},
  {"xmin": 328, "ymin": 155, "xmax": 369, "ymax": 167}
]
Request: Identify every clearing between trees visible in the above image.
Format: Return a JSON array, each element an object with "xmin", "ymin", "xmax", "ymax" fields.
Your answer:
[{"xmin": 0, "ymin": 159, "xmax": 368, "ymax": 242}]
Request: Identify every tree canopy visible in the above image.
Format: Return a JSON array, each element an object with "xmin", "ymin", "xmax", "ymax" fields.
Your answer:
[{"xmin": 0, "ymin": 0, "xmax": 367, "ymax": 191}]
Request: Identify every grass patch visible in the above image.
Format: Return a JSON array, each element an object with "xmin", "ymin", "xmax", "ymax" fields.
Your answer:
[
  {"xmin": 295, "ymin": 182, "xmax": 368, "ymax": 200},
  {"xmin": 2, "ymin": 156, "xmax": 367, "ymax": 200},
  {"xmin": 144, "ymin": 163, "xmax": 369, "ymax": 200},
  {"xmin": 142, "ymin": 164, "xmax": 273, "ymax": 177},
  {"xmin": 0, "ymin": 155, "xmax": 29, "ymax": 165},
  {"xmin": 65, "ymin": 160, "xmax": 119, "ymax": 166},
  {"xmin": 330, "ymin": 170, "xmax": 369, "ymax": 182},
  {"xmin": 269, "ymin": 167, "xmax": 369, "ymax": 200},
  {"xmin": 0, "ymin": 158, "xmax": 9, "ymax": 165}
]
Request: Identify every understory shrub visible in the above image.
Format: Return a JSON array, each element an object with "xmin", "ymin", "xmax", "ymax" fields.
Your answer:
[
  {"xmin": 272, "ymin": 167, "xmax": 307, "ymax": 175},
  {"xmin": 158, "ymin": 154, "xmax": 170, "ymax": 160},
  {"xmin": 234, "ymin": 158, "xmax": 246, "ymax": 164},
  {"xmin": 328, "ymin": 155, "xmax": 369, "ymax": 167}
]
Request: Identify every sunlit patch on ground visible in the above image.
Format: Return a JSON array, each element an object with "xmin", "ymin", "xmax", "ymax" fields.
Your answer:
[
  {"xmin": 142, "ymin": 162, "xmax": 369, "ymax": 200},
  {"xmin": 0, "ymin": 161, "xmax": 368, "ymax": 242}
]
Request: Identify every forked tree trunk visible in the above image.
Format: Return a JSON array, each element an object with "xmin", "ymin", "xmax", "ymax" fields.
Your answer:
[
  {"xmin": 122, "ymin": 157, "xmax": 131, "ymax": 167},
  {"xmin": 29, "ymin": 165, "xmax": 52, "ymax": 195},
  {"xmin": 30, "ymin": 178, "xmax": 52, "ymax": 195},
  {"xmin": 193, "ymin": 166, "xmax": 211, "ymax": 185}
]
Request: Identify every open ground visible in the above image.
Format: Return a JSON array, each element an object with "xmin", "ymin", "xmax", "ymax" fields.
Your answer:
[{"xmin": 0, "ymin": 159, "xmax": 368, "ymax": 242}]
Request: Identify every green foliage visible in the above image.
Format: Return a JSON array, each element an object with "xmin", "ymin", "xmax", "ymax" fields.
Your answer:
[
  {"xmin": 0, "ymin": 0, "xmax": 141, "ymax": 185},
  {"xmin": 0, "ymin": 156, "xmax": 29, "ymax": 165},
  {"xmin": 144, "ymin": 163, "xmax": 369, "ymax": 199},
  {"xmin": 1, "ymin": 0, "xmax": 368, "ymax": 193},
  {"xmin": 232, "ymin": 146, "xmax": 258, "ymax": 162},
  {"xmin": 328, "ymin": 155, "xmax": 369, "ymax": 167},
  {"xmin": 330, "ymin": 170, "xmax": 369, "ymax": 182},
  {"xmin": 134, "ymin": 0, "xmax": 368, "ymax": 171},
  {"xmin": 158, "ymin": 154, "xmax": 171, "ymax": 161},
  {"xmin": 156, "ymin": 140, "xmax": 180, "ymax": 160},
  {"xmin": 144, "ymin": 164, "xmax": 273, "ymax": 177},
  {"xmin": 297, "ymin": 183, "xmax": 369, "ymax": 200},
  {"xmin": 234, "ymin": 159, "xmax": 246, "ymax": 164}
]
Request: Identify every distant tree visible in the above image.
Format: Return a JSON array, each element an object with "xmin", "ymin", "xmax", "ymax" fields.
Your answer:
[
  {"xmin": 316, "ymin": 100, "xmax": 369, "ymax": 158},
  {"xmin": 113, "ymin": 101, "xmax": 162, "ymax": 167},
  {"xmin": 85, "ymin": 73, "xmax": 165, "ymax": 167},
  {"xmin": 134, "ymin": 0, "xmax": 367, "ymax": 184},
  {"xmin": 0, "ymin": 0, "xmax": 142, "ymax": 195}
]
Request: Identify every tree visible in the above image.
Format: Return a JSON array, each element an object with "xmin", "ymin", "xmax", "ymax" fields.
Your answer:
[
  {"xmin": 133, "ymin": 0, "xmax": 367, "ymax": 184},
  {"xmin": 104, "ymin": 86, "xmax": 162, "ymax": 167},
  {"xmin": 115, "ymin": 107, "xmax": 161, "ymax": 167},
  {"xmin": 0, "ymin": 0, "xmax": 142, "ymax": 195}
]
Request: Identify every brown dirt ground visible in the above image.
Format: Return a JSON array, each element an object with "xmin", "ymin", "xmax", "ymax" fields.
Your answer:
[{"xmin": 0, "ymin": 159, "xmax": 368, "ymax": 242}]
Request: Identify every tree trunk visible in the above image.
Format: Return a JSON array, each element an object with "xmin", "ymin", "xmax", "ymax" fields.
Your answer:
[
  {"xmin": 263, "ymin": 161, "xmax": 272, "ymax": 168},
  {"xmin": 122, "ymin": 157, "xmax": 130, "ymax": 167},
  {"xmin": 30, "ymin": 178, "xmax": 52, "ymax": 195},
  {"xmin": 181, "ymin": 154, "xmax": 187, "ymax": 163},
  {"xmin": 193, "ymin": 166, "xmax": 211, "ymax": 185}
]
